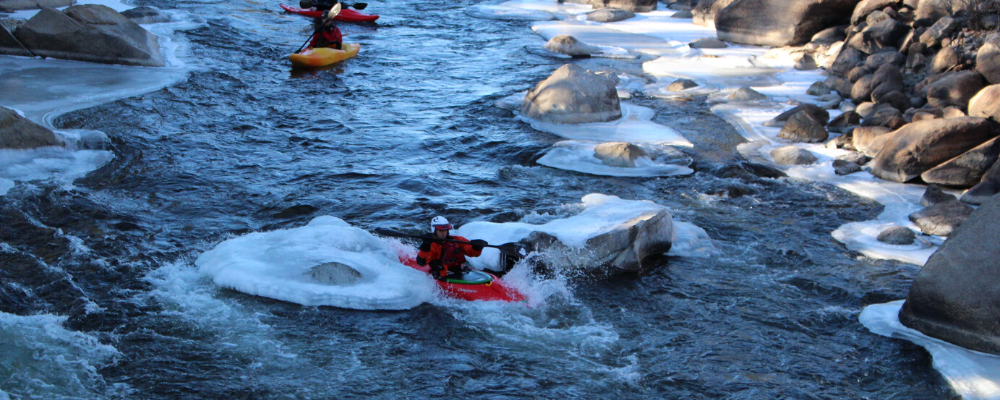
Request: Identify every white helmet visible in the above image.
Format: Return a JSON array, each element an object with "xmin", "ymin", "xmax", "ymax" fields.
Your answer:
[{"xmin": 430, "ymin": 216, "xmax": 452, "ymax": 232}]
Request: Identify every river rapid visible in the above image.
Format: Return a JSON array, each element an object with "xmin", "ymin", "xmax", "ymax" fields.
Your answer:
[{"xmin": 0, "ymin": 0, "xmax": 962, "ymax": 398}]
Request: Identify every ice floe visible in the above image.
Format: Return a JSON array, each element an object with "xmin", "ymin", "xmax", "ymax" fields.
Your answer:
[
  {"xmin": 536, "ymin": 140, "xmax": 693, "ymax": 177},
  {"xmin": 861, "ymin": 301, "xmax": 1000, "ymax": 400},
  {"xmin": 196, "ymin": 216, "xmax": 438, "ymax": 310}
]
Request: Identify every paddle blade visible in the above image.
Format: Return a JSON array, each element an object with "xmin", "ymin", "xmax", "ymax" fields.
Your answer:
[
  {"xmin": 373, "ymin": 227, "xmax": 412, "ymax": 239},
  {"xmin": 351, "ymin": 2, "xmax": 367, "ymax": 9},
  {"xmin": 495, "ymin": 242, "xmax": 529, "ymax": 261}
]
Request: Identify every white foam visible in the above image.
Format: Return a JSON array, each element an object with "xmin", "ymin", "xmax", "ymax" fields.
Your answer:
[
  {"xmin": 195, "ymin": 216, "xmax": 439, "ymax": 310},
  {"xmin": 537, "ymin": 140, "xmax": 693, "ymax": 177},
  {"xmin": 861, "ymin": 301, "xmax": 1000, "ymax": 400},
  {"xmin": 0, "ymin": 146, "xmax": 114, "ymax": 195},
  {"xmin": 456, "ymin": 194, "xmax": 669, "ymax": 270},
  {"xmin": 519, "ymin": 101, "xmax": 693, "ymax": 146},
  {"xmin": 0, "ymin": 312, "xmax": 122, "ymax": 399}
]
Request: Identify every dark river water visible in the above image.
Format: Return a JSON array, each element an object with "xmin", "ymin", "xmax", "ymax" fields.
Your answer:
[{"xmin": 0, "ymin": 0, "xmax": 961, "ymax": 398}]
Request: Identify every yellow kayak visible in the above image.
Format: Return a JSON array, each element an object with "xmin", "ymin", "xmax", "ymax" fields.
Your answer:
[{"xmin": 288, "ymin": 43, "xmax": 361, "ymax": 68}]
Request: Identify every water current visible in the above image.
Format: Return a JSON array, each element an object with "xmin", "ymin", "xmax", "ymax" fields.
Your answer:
[{"xmin": 0, "ymin": 0, "xmax": 962, "ymax": 397}]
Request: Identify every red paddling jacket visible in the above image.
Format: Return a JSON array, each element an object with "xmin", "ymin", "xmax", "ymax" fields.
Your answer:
[
  {"xmin": 310, "ymin": 26, "xmax": 342, "ymax": 49},
  {"xmin": 416, "ymin": 235, "xmax": 483, "ymax": 277}
]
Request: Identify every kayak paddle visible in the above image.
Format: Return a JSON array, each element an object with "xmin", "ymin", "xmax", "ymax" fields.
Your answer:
[
  {"xmin": 295, "ymin": 3, "xmax": 341, "ymax": 53},
  {"xmin": 373, "ymin": 228, "xmax": 529, "ymax": 262},
  {"xmin": 344, "ymin": 2, "xmax": 367, "ymax": 10}
]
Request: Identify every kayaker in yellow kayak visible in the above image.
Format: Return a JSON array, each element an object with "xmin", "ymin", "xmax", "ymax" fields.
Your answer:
[{"xmin": 309, "ymin": 5, "xmax": 343, "ymax": 50}]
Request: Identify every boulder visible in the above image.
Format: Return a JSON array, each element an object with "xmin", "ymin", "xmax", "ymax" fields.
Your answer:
[
  {"xmin": 852, "ymin": 125, "xmax": 893, "ymax": 156},
  {"xmin": 867, "ymin": 18, "xmax": 910, "ymax": 48},
  {"xmin": 862, "ymin": 105, "xmax": 906, "ymax": 129},
  {"xmin": 876, "ymin": 90, "xmax": 910, "ymax": 111},
  {"xmin": 899, "ymin": 193, "xmax": 1000, "ymax": 355},
  {"xmin": 593, "ymin": 142, "xmax": 650, "ymax": 167},
  {"xmin": 766, "ymin": 103, "xmax": 830, "ymax": 127},
  {"xmin": 667, "ymin": 78, "xmax": 698, "ymax": 91},
  {"xmin": 838, "ymin": 151, "xmax": 870, "ymax": 165},
  {"xmin": 517, "ymin": 196, "xmax": 674, "ymax": 273},
  {"xmin": 833, "ymin": 159, "xmax": 863, "ymax": 174},
  {"xmin": 0, "ymin": 0, "xmax": 73, "ymax": 12},
  {"xmin": 961, "ymin": 161, "xmax": 1000, "ymax": 205},
  {"xmin": 914, "ymin": 0, "xmax": 952, "ymax": 19},
  {"xmin": 852, "ymin": 74, "xmax": 877, "ymax": 104},
  {"xmin": 829, "ymin": 110, "xmax": 861, "ymax": 132},
  {"xmin": 969, "ymin": 84, "xmax": 1000, "ymax": 121},
  {"xmin": 930, "ymin": 46, "xmax": 959, "ymax": 74},
  {"xmin": 877, "ymin": 226, "xmax": 916, "ymax": 245},
  {"xmin": 924, "ymin": 71, "xmax": 987, "ymax": 110},
  {"xmin": 587, "ymin": 7, "xmax": 636, "ymax": 22},
  {"xmin": 941, "ymin": 106, "xmax": 965, "ymax": 119},
  {"xmin": 770, "ymin": 145, "xmax": 818, "ymax": 165},
  {"xmin": 715, "ymin": 0, "xmax": 860, "ymax": 47},
  {"xmin": 522, "ymin": 64, "xmax": 622, "ymax": 124},
  {"xmin": 794, "ymin": 53, "xmax": 817, "ymax": 70},
  {"xmin": 689, "ymin": 38, "xmax": 727, "ymax": 48},
  {"xmin": 119, "ymin": 6, "xmax": 171, "ymax": 24},
  {"xmin": 590, "ymin": 0, "xmax": 658, "ymax": 12},
  {"xmin": 921, "ymin": 183, "xmax": 958, "ymax": 206},
  {"xmin": 692, "ymin": 0, "xmax": 738, "ymax": 27},
  {"xmin": 918, "ymin": 16, "xmax": 960, "ymax": 47},
  {"xmin": 977, "ymin": 43, "xmax": 1000, "ymax": 85},
  {"xmin": 851, "ymin": 0, "xmax": 900, "ymax": 25},
  {"xmin": 0, "ymin": 18, "xmax": 33, "ymax": 57},
  {"xmin": 729, "ymin": 86, "xmax": 767, "ymax": 101},
  {"xmin": 831, "ymin": 46, "xmax": 866, "ymax": 76},
  {"xmin": 671, "ymin": 10, "xmax": 695, "ymax": 18},
  {"xmin": 778, "ymin": 111, "xmax": 829, "ymax": 143},
  {"xmin": 908, "ymin": 199, "xmax": 975, "ymax": 236},
  {"xmin": 14, "ymin": 5, "xmax": 164, "ymax": 67},
  {"xmin": 920, "ymin": 137, "xmax": 1000, "ymax": 187},
  {"xmin": 810, "ymin": 25, "xmax": 847, "ymax": 44},
  {"xmin": 545, "ymin": 35, "xmax": 602, "ymax": 57},
  {"xmin": 0, "ymin": 107, "xmax": 62, "ymax": 149},
  {"xmin": 870, "ymin": 117, "xmax": 996, "ymax": 182},
  {"xmin": 864, "ymin": 50, "xmax": 906, "ymax": 67},
  {"xmin": 848, "ymin": 65, "xmax": 874, "ymax": 83},
  {"xmin": 807, "ymin": 81, "xmax": 832, "ymax": 96}
]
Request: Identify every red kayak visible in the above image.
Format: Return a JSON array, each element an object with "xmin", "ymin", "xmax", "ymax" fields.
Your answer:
[
  {"xmin": 279, "ymin": 4, "xmax": 379, "ymax": 21},
  {"xmin": 396, "ymin": 251, "xmax": 526, "ymax": 303}
]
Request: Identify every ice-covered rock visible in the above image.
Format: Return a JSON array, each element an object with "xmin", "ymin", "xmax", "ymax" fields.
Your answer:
[
  {"xmin": 544, "ymin": 35, "xmax": 603, "ymax": 57},
  {"xmin": 195, "ymin": 216, "xmax": 437, "ymax": 310},
  {"xmin": 456, "ymin": 194, "xmax": 673, "ymax": 274},
  {"xmin": 586, "ymin": 7, "xmax": 634, "ymax": 22},
  {"xmin": 521, "ymin": 64, "xmax": 621, "ymax": 124}
]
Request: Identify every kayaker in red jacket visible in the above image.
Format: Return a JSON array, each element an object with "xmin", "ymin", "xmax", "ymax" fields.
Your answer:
[
  {"xmin": 416, "ymin": 216, "xmax": 487, "ymax": 279},
  {"xmin": 309, "ymin": 8, "xmax": 342, "ymax": 49}
]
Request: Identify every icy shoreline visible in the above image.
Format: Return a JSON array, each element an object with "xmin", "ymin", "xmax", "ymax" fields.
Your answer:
[{"xmin": 472, "ymin": 0, "xmax": 997, "ymax": 397}]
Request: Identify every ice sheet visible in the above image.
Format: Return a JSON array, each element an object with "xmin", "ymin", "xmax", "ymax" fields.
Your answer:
[
  {"xmin": 0, "ymin": 146, "xmax": 114, "ymax": 195},
  {"xmin": 519, "ymin": 101, "xmax": 693, "ymax": 146},
  {"xmin": 466, "ymin": 4, "xmax": 556, "ymax": 21},
  {"xmin": 861, "ymin": 301, "xmax": 1000, "ymax": 400},
  {"xmin": 537, "ymin": 140, "xmax": 693, "ymax": 177},
  {"xmin": 667, "ymin": 221, "xmax": 717, "ymax": 258},
  {"xmin": 195, "ymin": 216, "xmax": 438, "ymax": 310}
]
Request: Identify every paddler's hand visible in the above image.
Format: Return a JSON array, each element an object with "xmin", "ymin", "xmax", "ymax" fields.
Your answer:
[{"xmin": 470, "ymin": 239, "xmax": 487, "ymax": 251}]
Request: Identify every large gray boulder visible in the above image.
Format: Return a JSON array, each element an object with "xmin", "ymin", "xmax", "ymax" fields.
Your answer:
[
  {"xmin": 692, "ymin": 0, "xmax": 738, "ymax": 27},
  {"xmin": 850, "ymin": 0, "xmax": 899, "ymax": 25},
  {"xmin": 899, "ymin": 193, "xmax": 1000, "ymax": 355},
  {"xmin": 961, "ymin": 161, "xmax": 1000, "ymax": 205},
  {"xmin": 921, "ymin": 137, "xmax": 1000, "ymax": 187},
  {"xmin": 778, "ymin": 111, "xmax": 829, "ymax": 143},
  {"xmin": 924, "ymin": 71, "xmax": 987, "ymax": 110},
  {"xmin": 14, "ymin": 5, "xmax": 164, "ymax": 67},
  {"xmin": 715, "ymin": 0, "xmax": 861, "ymax": 47},
  {"xmin": 0, "ymin": 107, "xmax": 62, "ymax": 149},
  {"xmin": 0, "ymin": 18, "xmax": 33, "ymax": 57},
  {"xmin": 908, "ymin": 199, "xmax": 974, "ymax": 236},
  {"xmin": 869, "ymin": 117, "xmax": 996, "ymax": 182},
  {"xmin": 852, "ymin": 125, "xmax": 893, "ymax": 157},
  {"xmin": 0, "ymin": 0, "xmax": 73, "ymax": 12},
  {"xmin": 521, "ymin": 64, "xmax": 622, "ymax": 124}
]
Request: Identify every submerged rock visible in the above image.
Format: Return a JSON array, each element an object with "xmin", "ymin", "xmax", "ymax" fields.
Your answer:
[
  {"xmin": 521, "ymin": 64, "xmax": 621, "ymax": 124},
  {"xmin": 545, "ymin": 35, "xmax": 602, "ymax": 57},
  {"xmin": 0, "ymin": 107, "xmax": 62, "ymax": 149},
  {"xmin": 899, "ymin": 194, "xmax": 1000, "ymax": 355}
]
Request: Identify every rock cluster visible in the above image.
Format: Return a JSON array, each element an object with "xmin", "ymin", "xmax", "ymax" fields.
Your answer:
[{"xmin": 0, "ymin": 4, "xmax": 165, "ymax": 66}]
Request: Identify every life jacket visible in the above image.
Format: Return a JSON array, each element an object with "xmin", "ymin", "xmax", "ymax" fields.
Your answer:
[
  {"xmin": 310, "ymin": 26, "xmax": 342, "ymax": 49},
  {"xmin": 416, "ymin": 235, "xmax": 483, "ymax": 277}
]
